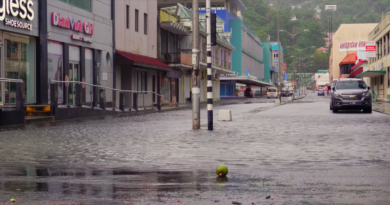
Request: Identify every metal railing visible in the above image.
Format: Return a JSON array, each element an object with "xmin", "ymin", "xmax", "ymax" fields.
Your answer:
[
  {"xmin": 0, "ymin": 78, "xmax": 24, "ymax": 108},
  {"xmin": 50, "ymin": 80, "xmax": 163, "ymax": 112}
]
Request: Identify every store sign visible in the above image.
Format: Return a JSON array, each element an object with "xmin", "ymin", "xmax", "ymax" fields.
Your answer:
[
  {"xmin": 339, "ymin": 41, "xmax": 367, "ymax": 51},
  {"xmin": 1, "ymin": 0, "xmax": 35, "ymax": 30},
  {"xmin": 167, "ymin": 70, "xmax": 182, "ymax": 79},
  {"xmin": 366, "ymin": 41, "xmax": 376, "ymax": 58},
  {"xmin": 71, "ymin": 34, "xmax": 93, "ymax": 43},
  {"xmin": 52, "ymin": 12, "xmax": 94, "ymax": 42}
]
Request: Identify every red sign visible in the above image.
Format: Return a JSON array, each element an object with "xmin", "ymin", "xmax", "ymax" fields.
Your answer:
[
  {"xmin": 292, "ymin": 80, "xmax": 296, "ymax": 86},
  {"xmin": 52, "ymin": 12, "xmax": 94, "ymax": 35},
  {"xmin": 366, "ymin": 45, "xmax": 376, "ymax": 52}
]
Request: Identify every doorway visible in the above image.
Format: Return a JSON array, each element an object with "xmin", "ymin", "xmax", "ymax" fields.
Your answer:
[{"xmin": 69, "ymin": 62, "xmax": 79, "ymax": 105}]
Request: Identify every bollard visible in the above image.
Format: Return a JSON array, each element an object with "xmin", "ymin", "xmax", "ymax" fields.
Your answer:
[
  {"xmin": 50, "ymin": 84, "xmax": 57, "ymax": 116},
  {"xmin": 119, "ymin": 92, "xmax": 124, "ymax": 111},
  {"xmin": 99, "ymin": 89, "xmax": 105, "ymax": 110},
  {"xmin": 157, "ymin": 95, "xmax": 161, "ymax": 111},
  {"xmin": 133, "ymin": 93, "xmax": 138, "ymax": 112},
  {"xmin": 15, "ymin": 83, "xmax": 25, "ymax": 124},
  {"xmin": 75, "ymin": 83, "xmax": 81, "ymax": 107}
]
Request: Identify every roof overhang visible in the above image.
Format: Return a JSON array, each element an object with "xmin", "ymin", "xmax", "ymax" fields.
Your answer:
[
  {"xmin": 220, "ymin": 76, "xmax": 274, "ymax": 87},
  {"xmin": 357, "ymin": 70, "xmax": 386, "ymax": 78},
  {"xmin": 160, "ymin": 21, "xmax": 189, "ymax": 35},
  {"xmin": 200, "ymin": 62, "xmax": 234, "ymax": 74}
]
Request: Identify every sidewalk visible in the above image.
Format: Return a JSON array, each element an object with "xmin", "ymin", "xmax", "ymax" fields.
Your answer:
[{"xmin": 373, "ymin": 101, "xmax": 390, "ymax": 115}]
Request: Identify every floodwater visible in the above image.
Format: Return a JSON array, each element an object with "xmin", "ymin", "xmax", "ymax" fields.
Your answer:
[{"xmin": 0, "ymin": 94, "xmax": 390, "ymax": 204}]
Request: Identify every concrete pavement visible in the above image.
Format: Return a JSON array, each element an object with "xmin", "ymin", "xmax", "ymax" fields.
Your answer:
[{"xmin": 0, "ymin": 92, "xmax": 389, "ymax": 204}]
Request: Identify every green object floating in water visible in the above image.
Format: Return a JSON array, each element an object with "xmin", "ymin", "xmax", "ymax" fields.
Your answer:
[{"xmin": 216, "ymin": 165, "xmax": 228, "ymax": 177}]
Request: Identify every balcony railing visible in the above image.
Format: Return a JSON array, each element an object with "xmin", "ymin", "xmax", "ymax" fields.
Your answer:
[{"xmin": 160, "ymin": 52, "xmax": 192, "ymax": 66}]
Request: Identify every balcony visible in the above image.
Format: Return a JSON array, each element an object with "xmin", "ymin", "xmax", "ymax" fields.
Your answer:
[
  {"xmin": 160, "ymin": 10, "xmax": 179, "ymax": 23},
  {"xmin": 160, "ymin": 52, "xmax": 192, "ymax": 67},
  {"xmin": 200, "ymin": 53, "xmax": 232, "ymax": 71}
]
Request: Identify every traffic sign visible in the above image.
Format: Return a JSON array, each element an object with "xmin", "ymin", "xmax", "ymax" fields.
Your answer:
[{"xmin": 366, "ymin": 41, "xmax": 376, "ymax": 58}]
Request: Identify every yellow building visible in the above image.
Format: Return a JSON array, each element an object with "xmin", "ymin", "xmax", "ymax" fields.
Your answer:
[
  {"xmin": 329, "ymin": 24, "xmax": 377, "ymax": 82},
  {"xmin": 359, "ymin": 13, "xmax": 390, "ymax": 101}
]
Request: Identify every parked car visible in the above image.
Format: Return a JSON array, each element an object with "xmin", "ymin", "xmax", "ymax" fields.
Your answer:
[
  {"xmin": 281, "ymin": 91, "xmax": 293, "ymax": 97},
  {"xmin": 330, "ymin": 78, "xmax": 372, "ymax": 113},
  {"xmin": 267, "ymin": 88, "xmax": 278, "ymax": 98},
  {"xmin": 318, "ymin": 88, "xmax": 325, "ymax": 96}
]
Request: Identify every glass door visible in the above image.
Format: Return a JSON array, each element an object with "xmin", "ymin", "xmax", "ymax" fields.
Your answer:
[{"xmin": 69, "ymin": 62, "xmax": 79, "ymax": 105}]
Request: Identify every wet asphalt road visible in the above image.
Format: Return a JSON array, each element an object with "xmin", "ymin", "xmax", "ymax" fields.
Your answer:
[{"xmin": 0, "ymin": 92, "xmax": 390, "ymax": 204}]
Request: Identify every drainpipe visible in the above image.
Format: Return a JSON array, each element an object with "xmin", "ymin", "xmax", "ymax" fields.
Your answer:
[{"xmin": 111, "ymin": 0, "xmax": 116, "ymax": 105}]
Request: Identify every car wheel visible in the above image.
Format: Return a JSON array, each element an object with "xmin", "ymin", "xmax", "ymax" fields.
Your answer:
[
  {"xmin": 332, "ymin": 108, "xmax": 338, "ymax": 113},
  {"xmin": 363, "ymin": 107, "xmax": 372, "ymax": 113},
  {"xmin": 330, "ymin": 102, "xmax": 333, "ymax": 110}
]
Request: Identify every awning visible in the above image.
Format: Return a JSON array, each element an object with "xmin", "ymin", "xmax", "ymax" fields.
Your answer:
[
  {"xmin": 357, "ymin": 70, "xmax": 386, "ymax": 78},
  {"xmin": 349, "ymin": 67, "xmax": 363, "ymax": 77},
  {"xmin": 160, "ymin": 21, "xmax": 189, "ymax": 35},
  {"xmin": 116, "ymin": 50, "xmax": 172, "ymax": 71},
  {"xmin": 220, "ymin": 76, "xmax": 274, "ymax": 87},
  {"xmin": 339, "ymin": 74, "xmax": 349, "ymax": 78},
  {"xmin": 339, "ymin": 51, "xmax": 357, "ymax": 66}
]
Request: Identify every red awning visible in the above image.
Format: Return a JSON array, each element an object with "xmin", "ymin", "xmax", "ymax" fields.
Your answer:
[
  {"xmin": 339, "ymin": 52, "xmax": 357, "ymax": 66},
  {"xmin": 339, "ymin": 74, "xmax": 349, "ymax": 78},
  {"xmin": 351, "ymin": 60, "xmax": 367, "ymax": 71},
  {"xmin": 116, "ymin": 50, "xmax": 172, "ymax": 71},
  {"xmin": 349, "ymin": 67, "xmax": 363, "ymax": 77}
]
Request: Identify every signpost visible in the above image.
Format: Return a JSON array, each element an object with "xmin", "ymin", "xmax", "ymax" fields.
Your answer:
[{"xmin": 366, "ymin": 41, "xmax": 376, "ymax": 58}]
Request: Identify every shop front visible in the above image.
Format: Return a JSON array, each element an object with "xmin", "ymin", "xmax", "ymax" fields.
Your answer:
[
  {"xmin": 0, "ymin": 0, "xmax": 39, "ymax": 105},
  {"xmin": 47, "ymin": 0, "xmax": 113, "ymax": 107}
]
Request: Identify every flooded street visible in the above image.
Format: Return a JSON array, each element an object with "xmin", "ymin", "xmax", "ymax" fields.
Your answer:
[{"xmin": 1, "ymin": 94, "xmax": 390, "ymax": 204}]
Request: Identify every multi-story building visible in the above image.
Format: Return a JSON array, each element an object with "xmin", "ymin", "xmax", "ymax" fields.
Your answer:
[
  {"xmin": 157, "ymin": 4, "xmax": 235, "ymax": 104},
  {"xmin": 329, "ymin": 24, "xmax": 377, "ymax": 84},
  {"xmin": 271, "ymin": 42, "xmax": 284, "ymax": 84},
  {"xmin": 114, "ymin": 0, "xmax": 174, "ymax": 109},
  {"xmin": 360, "ymin": 13, "xmax": 390, "ymax": 101}
]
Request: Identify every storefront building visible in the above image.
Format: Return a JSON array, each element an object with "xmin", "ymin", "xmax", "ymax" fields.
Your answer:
[
  {"xmin": 329, "ymin": 23, "xmax": 377, "ymax": 83},
  {"xmin": 47, "ymin": 0, "xmax": 113, "ymax": 107},
  {"xmin": 360, "ymin": 13, "xmax": 390, "ymax": 101},
  {"xmin": 1, "ymin": 0, "xmax": 39, "ymax": 105},
  {"xmin": 1, "ymin": 0, "xmax": 114, "ymax": 107}
]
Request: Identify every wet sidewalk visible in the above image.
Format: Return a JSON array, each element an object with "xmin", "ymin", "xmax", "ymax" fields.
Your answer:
[{"xmin": 373, "ymin": 101, "xmax": 390, "ymax": 115}]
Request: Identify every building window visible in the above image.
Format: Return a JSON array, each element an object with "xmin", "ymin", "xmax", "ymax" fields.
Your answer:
[
  {"xmin": 388, "ymin": 67, "xmax": 390, "ymax": 87},
  {"xmin": 126, "ymin": 5, "xmax": 129, "ymax": 29},
  {"xmin": 137, "ymin": 71, "xmax": 147, "ymax": 93},
  {"xmin": 58, "ymin": 0, "xmax": 91, "ymax": 12},
  {"xmin": 144, "ymin": 13, "xmax": 148, "ymax": 35},
  {"xmin": 4, "ymin": 32, "xmax": 36, "ymax": 104},
  {"xmin": 135, "ymin": 9, "xmax": 139, "ymax": 32}
]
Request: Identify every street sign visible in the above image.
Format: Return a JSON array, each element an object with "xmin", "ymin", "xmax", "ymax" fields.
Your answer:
[
  {"xmin": 366, "ymin": 41, "xmax": 376, "ymax": 58},
  {"xmin": 292, "ymin": 80, "xmax": 297, "ymax": 86},
  {"xmin": 65, "ymin": 75, "xmax": 69, "ymax": 87},
  {"xmin": 325, "ymin": 5, "xmax": 337, "ymax": 11}
]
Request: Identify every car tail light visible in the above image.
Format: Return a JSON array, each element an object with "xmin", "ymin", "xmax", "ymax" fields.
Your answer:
[
  {"xmin": 267, "ymin": 92, "xmax": 269, "ymax": 95},
  {"xmin": 276, "ymin": 92, "xmax": 278, "ymax": 95}
]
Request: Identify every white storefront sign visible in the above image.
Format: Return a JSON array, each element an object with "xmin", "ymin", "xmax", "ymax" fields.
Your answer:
[
  {"xmin": 366, "ymin": 41, "xmax": 376, "ymax": 58},
  {"xmin": 0, "ymin": 0, "xmax": 35, "ymax": 30},
  {"xmin": 339, "ymin": 41, "xmax": 367, "ymax": 51}
]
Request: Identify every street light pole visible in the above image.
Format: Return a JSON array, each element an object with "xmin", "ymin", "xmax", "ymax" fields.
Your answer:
[
  {"xmin": 192, "ymin": 0, "xmax": 200, "ymax": 130},
  {"xmin": 277, "ymin": 0, "xmax": 282, "ymax": 102}
]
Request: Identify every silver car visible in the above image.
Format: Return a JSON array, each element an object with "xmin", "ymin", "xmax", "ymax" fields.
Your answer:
[{"xmin": 267, "ymin": 88, "xmax": 278, "ymax": 98}]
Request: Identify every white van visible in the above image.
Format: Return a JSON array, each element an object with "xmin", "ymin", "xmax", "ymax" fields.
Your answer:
[{"xmin": 267, "ymin": 87, "xmax": 278, "ymax": 98}]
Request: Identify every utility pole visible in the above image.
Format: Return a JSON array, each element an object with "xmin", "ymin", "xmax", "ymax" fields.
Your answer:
[
  {"xmin": 192, "ymin": 0, "xmax": 200, "ymax": 130},
  {"xmin": 292, "ymin": 35, "xmax": 295, "ymax": 99},
  {"xmin": 206, "ymin": 0, "xmax": 213, "ymax": 131},
  {"xmin": 277, "ymin": 0, "xmax": 282, "ymax": 102}
]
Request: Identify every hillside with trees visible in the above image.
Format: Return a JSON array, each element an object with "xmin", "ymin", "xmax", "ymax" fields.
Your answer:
[{"xmin": 241, "ymin": 0, "xmax": 389, "ymax": 73}]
